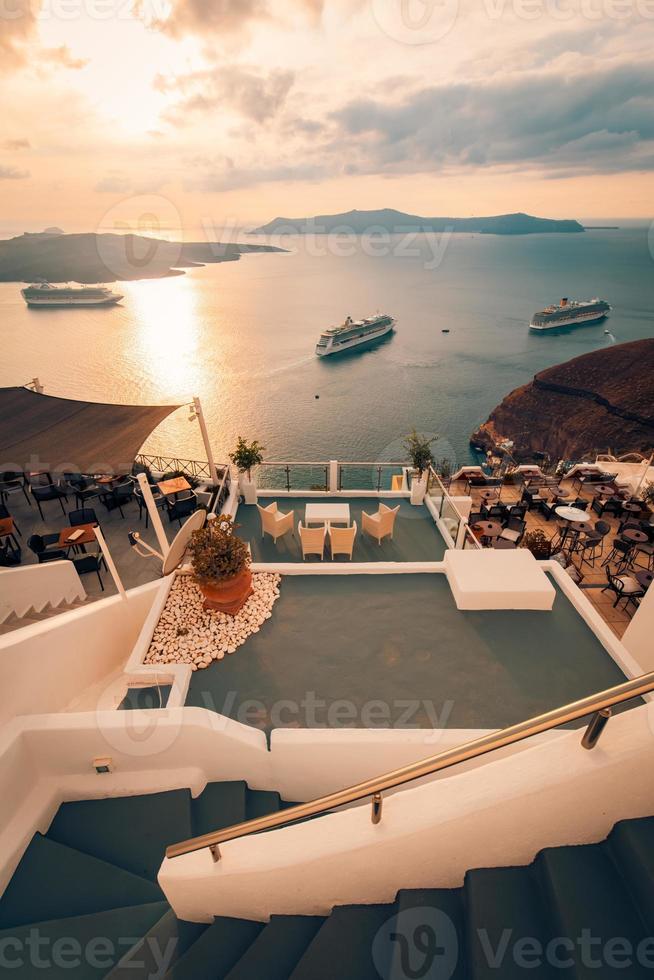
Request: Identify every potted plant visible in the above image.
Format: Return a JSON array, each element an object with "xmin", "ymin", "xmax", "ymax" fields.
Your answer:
[
  {"xmin": 229, "ymin": 437, "xmax": 265, "ymax": 504},
  {"xmin": 522, "ymin": 528, "xmax": 551, "ymax": 560},
  {"xmin": 189, "ymin": 515, "xmax": 253, "ymax": 615},
  {"xmin": 404, "ymin": 429, "xmax": 437, "ymax": 504}
]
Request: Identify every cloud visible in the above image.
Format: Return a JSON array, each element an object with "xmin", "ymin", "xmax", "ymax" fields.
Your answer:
[
  {"xmin": 95, "ymin": 173, "xmax": 133, "ymax": 193},
  {"xmin": 2, "ymin": 138, "xmax": 31, "ymax": 150},
  {"xmin": 153, "ymin": 0, "xmax": 323, "ymax": 39},
  {"xmin": 0, "ymin": 165, "xmax": 30, "ymax": 180},
  {"xmin": 0, "ymin": 0, "xmax": 37, "ymax": 71},
  {"xmin": 40, "ymin": 46, "xmax": 89, "ymax": 70},
  {"xmin": 159, "ymin": 66, "xmax": 295, "ymax": 124},
  {"xmin": 329, "ymin": 64, "xmax": 654, "ymax": 177}
]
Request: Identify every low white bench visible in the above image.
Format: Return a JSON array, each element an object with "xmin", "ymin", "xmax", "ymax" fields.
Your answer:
[{"xmin": 444, "ymin": 549, "xmax": 556, "ymax": 610}]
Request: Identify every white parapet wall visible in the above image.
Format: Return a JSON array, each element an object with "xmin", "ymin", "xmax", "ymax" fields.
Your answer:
[
  {"xmin": 0, "ymin": 560, "xmax": 85, "ymax": 623},
  {"xmin": 0, "ymin": 580, "xmax": 160, "ymax": 728},
  {"xmin": 159, "ymin": 702, "xmax": 654, "ymax": 923}
]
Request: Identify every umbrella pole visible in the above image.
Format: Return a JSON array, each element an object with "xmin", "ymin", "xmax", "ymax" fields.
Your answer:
[
  {"xmin": 93, "ymin": 526, "xmax": 126, "ymax": 598},
  {"xmin": 137, "ymin": 473, "xmax": 169, "ymax": 557},
  {"xmin": 193, "ymin": 396, "xmax": 220, "ymax": 488}
]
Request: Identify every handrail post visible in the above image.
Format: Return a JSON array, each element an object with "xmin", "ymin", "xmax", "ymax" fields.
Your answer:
[
  {"xmin": 285, "ymin": 466, "xmax": 291, "ymax": 492},
  {"xmin": 371, "ymin": 792, "xmax": 383, "ymax": 824},
  {"xmin": 582, "ymin": 708, "xmax": 612, "ymax": 749}
]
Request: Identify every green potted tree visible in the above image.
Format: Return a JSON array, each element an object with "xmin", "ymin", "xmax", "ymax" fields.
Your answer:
[
  {"xmin": 189, "ymin": 515, "xmax": 253, "ymax": 614},
  {"xmin": 404, "ymin": 429, "xmax": 437, "ymax": 504},
  {"xmin": 229, "ymin": 436, "xmax": 265, "ymax": 504}
]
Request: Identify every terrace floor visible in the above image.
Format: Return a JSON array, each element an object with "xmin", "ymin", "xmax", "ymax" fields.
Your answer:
[
  {"xmin": 3, "ymin": 483, "xmax": 164, "ymax": 598},
  {"xmin": 185, "ymin": 573, "xmax": 629, "ymax": 734},
  {"xmin": 453, "ymin": 475, "xmax": 651, "ymax": 641},
  {"xmin": 237, "ymin": 496, "xmax": 447, "ymax": 563}
]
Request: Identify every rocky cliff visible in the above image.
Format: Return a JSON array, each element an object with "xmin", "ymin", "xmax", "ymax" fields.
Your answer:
[{"xmin": 471, "ymin": 339, "xmax": 654, "ymax": 461}]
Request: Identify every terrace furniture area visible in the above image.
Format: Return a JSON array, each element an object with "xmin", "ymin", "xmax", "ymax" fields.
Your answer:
[
  {"xmin": 452, "ymin": 470, "xmax": 654, "ymax": 638},
  {"xmin": 240, "ymin": 496, "xmax": 446, "ymax": 563}
]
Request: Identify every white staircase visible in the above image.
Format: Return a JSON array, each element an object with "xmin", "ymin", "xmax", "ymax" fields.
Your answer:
[{"xmin": 0, "ymin": 561, "xmax": 87, "ymax": 631}]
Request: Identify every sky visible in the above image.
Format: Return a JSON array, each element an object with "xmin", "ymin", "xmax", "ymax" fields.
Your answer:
[{"xmin": 1, "ymin": 0, "xmax": 654, "ymax": 235}]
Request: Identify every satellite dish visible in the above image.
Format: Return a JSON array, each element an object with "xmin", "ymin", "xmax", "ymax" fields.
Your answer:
[{"xmin": 162, "ymin": 508, "xmax": 207, "ymax": 576}]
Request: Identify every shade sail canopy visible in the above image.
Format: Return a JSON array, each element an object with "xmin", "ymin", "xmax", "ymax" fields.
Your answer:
[{"xmin": 0, "ymin": 386, "xmax": 182, "ymax": 473}]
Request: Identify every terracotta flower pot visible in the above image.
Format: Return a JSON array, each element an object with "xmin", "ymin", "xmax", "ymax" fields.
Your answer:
[{"xmin": 199, "ymin": 566, "xmax": 253, "ymax": 616}]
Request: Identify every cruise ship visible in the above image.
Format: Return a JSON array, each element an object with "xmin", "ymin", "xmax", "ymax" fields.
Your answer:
[
  {"xmin": 315, "ymin": 313, "xmax": 395, "ymax": 356},
  {"xmin": 1, "ymin": 385, "xmax": 654, "ymax": 978},
  {"xmin": 21, "ymin": 282, "xmax": 123, "ymax": 307},
  {"xmin": 530, "ymin": 296, "xmax": 610, "ymax": 330}
]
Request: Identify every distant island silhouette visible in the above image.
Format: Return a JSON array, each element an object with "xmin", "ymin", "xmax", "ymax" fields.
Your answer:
[
  {"xmin": 252, "ymin": 208, "xmax": 586, "ymax": 236},
  {"xmin": 0, "ymin": 231, "xmax": 287, "ymax": 283}
]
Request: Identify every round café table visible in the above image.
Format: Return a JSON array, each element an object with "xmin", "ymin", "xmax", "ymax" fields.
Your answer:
[
  {"xmin": 555, "ymin": 506, "xmax": 591, "ymax": 524},
  {"xmin": 552, "ymin": 488, "xmax": 571, "ymax": 499},
  {"xmin": 622, "ymin": 502, "xmax": 642, "ymax": 515},
  {"xmin": 594, "ymin": 485, "xmax": 616, "ymax": 498},
  {"xmin": 636, "ymin": 570, "xmax": 653, "ymax": 590},
  {"xmin": 621, "ymin": 528, "xmax": 648, "ymax": 545},
  {"xmin": 472, "ymin": 520, "xmax": 502, "ymax": 545},
  {"xmin": 480, "ymin": 489, "xmax": 499, "ymax": 501}
]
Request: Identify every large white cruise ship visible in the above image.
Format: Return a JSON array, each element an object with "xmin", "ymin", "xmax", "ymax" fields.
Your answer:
[
  {"xmin": 530, "ymin": 296, "xmax": 610, "ymax": 331},
  {"xmin": 21, "ymin": 281, "xmax": 123, "ymax": 307},
  {"xmin": 315, "ymin": 313, "xmax": 395, "ymax": 357}
]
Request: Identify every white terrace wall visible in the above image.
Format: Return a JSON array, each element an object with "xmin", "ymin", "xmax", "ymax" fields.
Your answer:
[
  {"xmin": 0, "ymin": 581, "xmax": 160, "ymax": 728},
  {"xmin": 159, "ymin": 702, "xmax": 654, "ymax": 923}
]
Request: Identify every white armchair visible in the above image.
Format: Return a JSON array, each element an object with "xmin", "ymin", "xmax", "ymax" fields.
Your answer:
[
  {"xmin": 361, "ymin": 503, "xmax": 400, "ymax": 545},
  {"xmin": 329, "ymin": 520, "xmax": 357, "ymax": 560},
  {"xmin": 257, "ymin": 501, "xmax": 294, "ymax": 544},
  {"xmin": 298, "ymin": 521, "xmax": 326, "ymax": 560}
]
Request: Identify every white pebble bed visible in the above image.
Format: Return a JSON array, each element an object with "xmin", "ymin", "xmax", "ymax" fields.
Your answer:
[{"xmin": 145, "ymin": 572, "xmax": 281, "ymax": 670}]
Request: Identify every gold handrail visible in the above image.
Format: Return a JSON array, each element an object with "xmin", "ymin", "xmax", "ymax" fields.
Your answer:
[{"xmin": 165, "ymin": 670, "xmax": 654, "ymax": 861}]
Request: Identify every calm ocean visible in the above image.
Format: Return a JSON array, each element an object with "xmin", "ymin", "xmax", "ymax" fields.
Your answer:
[{"xmin": 1, "ymin": 227, "xmax": 653, "ymax": 470}]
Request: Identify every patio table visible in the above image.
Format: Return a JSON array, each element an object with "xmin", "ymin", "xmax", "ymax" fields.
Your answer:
[
  {"xmin": 621, "ymin": 528, "xmax": 648, "ymax": 545},
  {"xmin": 636, "ymin": 570, "xmax": 653, "ymax": 590},
  {"xmin": 555, "ymin": 506, "xmax": 591, "ymax": 524},
  {"xmin": 305, "ymin": 503, "xmax": 351, "ymax": 527},
  {"xmin": 622, "ymin": 502, "xmax": 642, "ymax": 515},
  {"xmin": 158, "ymin": 476, "xmax": 191, "ymax": 497},
  {"xmin": 472, "ymin": 520, "xmax": 502, "ymax": 545},
  {"xmin": 58, "ymin": 523, "xmax": 98, "ymax": 549},
  {"xmin": 594, "ymin": 485, "xmax": 616, "ymax": 497}
]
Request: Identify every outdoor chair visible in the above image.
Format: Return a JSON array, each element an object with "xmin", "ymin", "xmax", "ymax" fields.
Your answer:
[
  {"xmin": 505, "ymin": 503, "xmax": 527, "ymax": 521},
  {"xmin": 575, "ymin": 532, "xmax": 603, "ymax": 568},
  {"xmin": 499, "ymin": 517, "xmax": 526, "ymax": 546},
  {"xmin": 0, "ymin": 472, "xmax": 30, "ymax": 507},
  {"xmin": 30, "ymin": 483, "xmax": 68, "ymax": 521},
  {"xmin": 0, "ymin": 502, "xmax": 21, "ymax": 537},
  {"xmin": 134, "ymin": 484, "xmax": 168, "ymax": 528},
  {"xmin": 298, "ymin": 522, "xmax": 326, "ymax": 560},
  {"xmin": 27, "ymin": 533, "xmax": 67, "ymax": 564},
  {"xmin": 69, "ymin": 507, "xmax": 99, "ymax": 527},
  {"xmin": 257, "ymin": 502, "xmax": 294, "ymax": 544},
  {"xmin": 601, "ymin": 537, "xmax": 633, "ymax": 571},
  {"xmin": 0, "ymin": 538, "xmax": 21, "ymax": 566},
  {"xmin": 166, "ymin": 491, "xmax": 198, "ymax": 526},
  {"xmin": 329, "ymin": 520, "xmax": 357, "ymax": 560},
  {"xmin": 361, "ymin": 503, "xmax": 400, "ymax": 545},
  {"xmin": 602, "ymin": 568, "xmax": 644, "ymax": 611},
  {"xmin": 64, "ymin": 473, "xmax": 102, "ymax": 509},
  {"xmin": 101, "ymin": 480, "xmax": 134, "ymax": 519},
  {"xmin": 72, "ymin": 552, "xmax": 107, "ymax": 590}
]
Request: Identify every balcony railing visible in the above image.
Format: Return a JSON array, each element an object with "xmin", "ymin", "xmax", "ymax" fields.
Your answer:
[
  {"xmin": 255, "ymin": 462, "xmax": 330, "ymax": 492},
  {"xmin": 338, "ymin": 462, "xmax": 407, "ymax": 493},
  {"xmin": 427, "ymin": 466, "xmax": 482, "ymax": 549},
  {"xmin": 134, "ymin": 454, "xmax": 232, "ymax": 511}
]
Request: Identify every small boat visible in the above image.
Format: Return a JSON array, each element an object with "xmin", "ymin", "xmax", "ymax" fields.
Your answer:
[
  {"xmin": 442, "ymin": 329, "xmax": 450, "ymax": 333},
  {"xmin": 21, "ymin": 281, "xmax": 123, "ymax": 307}
]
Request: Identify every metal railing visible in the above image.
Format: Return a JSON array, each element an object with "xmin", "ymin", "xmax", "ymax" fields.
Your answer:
[
  {"xmin": 165, "ymin": 670, "xmax": 654, "ymax": 861},
  {"xmin": 338, "ymin": 462, "xmax": 407, "ymax": 493},
  {"xmin": 427, "ymin": 466, "xmax": 482, "ymax": 549},
  {"xmin": 256, "ymin": 461, "xmax": 330, "ymax": 492},
  {"xmin": 135, "ymin": 454, "xmax": 215, "ymax": 481}
]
